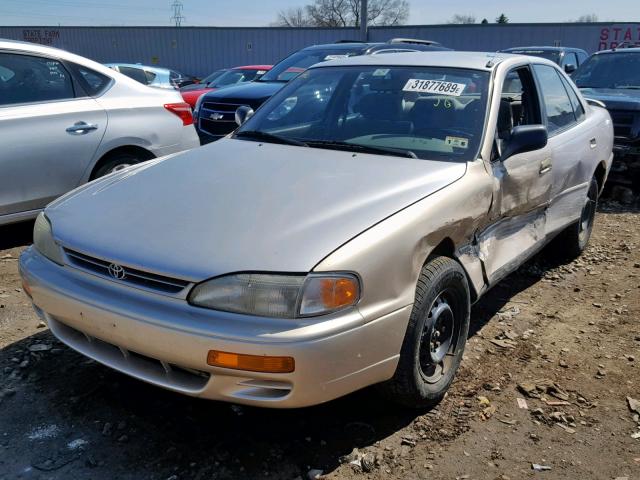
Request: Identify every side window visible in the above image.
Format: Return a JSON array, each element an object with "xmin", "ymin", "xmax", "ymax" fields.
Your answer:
[
  {"xmin": 144, "ymin": 70, "xmax": 157, "ymax": 83},
  {"xmin": 577, "ymin": 51, "xmax": 588, "ymax": 65},
  {"xmin": 562, "ymin": 52, "xmax": 578, "ymax": 68},
  {"xmin": 533, "ymin": 64, "xmax": 576, "ymax": 135},
  {"xmin": 118, "ymin": 66, "xmax": 148, "ymax": 85},
  {"xmin": 497, "ymin": 67, "xmax": 542, "ymax": 143},
  {"xmin": 67, "ymin": 62, "xmax": 112, "ymax": 96},
  {"xmin": 0, "ymin": 53, "xmax": 75, "ymax": 106},
  {"xmin": 559, "ymin": 74, "xmax": 585, "ymax": 122}
]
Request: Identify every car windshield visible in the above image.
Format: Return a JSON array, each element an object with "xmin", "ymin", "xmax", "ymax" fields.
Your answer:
[
  {"xmin": 201, "ymin": 69, "xmax": 227, "ymax": 85},
  {"xmin": 259, "ymin": 47, "xmax": 365, "ymax": 83},
  {"xmin": 573, "ymin": 52, "xmax": 640, "ymax": 89},
  {"xmin": 236, "ymin": 65, "xmax": 490, "ymax": 162},
  {"xmin": 507, "ymin": 50, "xmax": 561, "ymax": 64},
  {"xmin": 212, "ymin": 68, "xmax": 264, "ymax": 87}
]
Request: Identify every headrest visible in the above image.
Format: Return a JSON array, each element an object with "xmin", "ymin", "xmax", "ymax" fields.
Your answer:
[{"xmin": 355, "ymin": 93, "xmax": 401, "ymax": 119}]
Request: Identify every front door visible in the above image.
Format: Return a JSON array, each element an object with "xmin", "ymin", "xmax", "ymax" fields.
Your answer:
[{"xmin": 479, "ymin": 65, "xmax": 553, "ymax": 284}]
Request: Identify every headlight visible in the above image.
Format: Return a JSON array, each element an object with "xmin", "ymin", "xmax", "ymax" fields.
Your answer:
[
  {"xmin": 193, "ymin": 94, "xmax": 205, "ymax": 117},
  {"xmin": 188, "ymin": 273, "xmax": 360, "ymax": 318},
  {"xmin": 33, "ymin": 212, "xmax": 64, "ymax": 265}
]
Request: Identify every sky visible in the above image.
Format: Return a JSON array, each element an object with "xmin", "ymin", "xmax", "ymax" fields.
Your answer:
[{"xmin": 0, "ymin": 0, "xmax": 636, "ymax": 26}]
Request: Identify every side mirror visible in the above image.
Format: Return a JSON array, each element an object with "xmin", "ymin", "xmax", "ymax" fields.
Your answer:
[
  {"xmin": 564, "ymin": 63, "xmax": 577, "ymax": 74},
  {"xmin": 501, "ymin": 125, "xmax": 548, "ymax": 161},
  {"xmin": 235, "ymin": 105, "xmax": 255, "ymax": 126}
]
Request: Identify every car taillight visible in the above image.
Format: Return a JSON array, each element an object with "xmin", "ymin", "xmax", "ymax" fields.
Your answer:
[{"xmin": 164, "ymin": 102, "xmax": 193, "ymax": 126}]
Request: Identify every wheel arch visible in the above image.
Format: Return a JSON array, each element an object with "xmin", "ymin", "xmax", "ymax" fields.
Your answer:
[
  {"xmin": 89, "ymin": 145, "xmax": 156, "ymax": 180},
  {"xmin": 593, "ymin": 161, "xmax": 607, "ymax": 197},
  {"xmin": 424, "ymin": 236, "xmax": 480, "ymax": 304}
]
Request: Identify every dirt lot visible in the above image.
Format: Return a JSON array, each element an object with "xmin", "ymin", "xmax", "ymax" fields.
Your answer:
[{"xmin": 0, "ymin": 202, "xmax": 639, "ymax": 480}]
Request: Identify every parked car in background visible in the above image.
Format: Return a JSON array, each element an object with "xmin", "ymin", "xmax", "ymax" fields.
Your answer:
[
  {"xmin": 0, "ymin": 39, "xmax": 199, "ymax": 226},
  {"xmin": 194, "ymin": 39, "xmax": 449, "ymax": 143},
  {"xmin": 573, "ymin": 45, "xmax": 640, "ymax": 190},
  {"xmin": 180, "ymin": 68, "xmax": 227, "ymax": 92},
  {"xmin": 105, "ymin": 63, "xmax": 191, "ymax": 90},
  {"xmin": 181, "ymin": 65, "xmax": 272, "ymax": 109},
  {"xmin": 500, "ymin": 46, "xmax": 588, "ymax": 74},
  {"xmin": 20, "ymin": 52, "xmax": 612, "ymax": 408}
]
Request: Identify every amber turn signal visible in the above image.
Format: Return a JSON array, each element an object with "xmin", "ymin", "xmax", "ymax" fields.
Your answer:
[
  {"xmin": 319, "ymin": 277, "xmax": 358, "ymax": 310},
  {"xmin": 207, "ymin": 350, "xmax": 295, "ymax": 373}
]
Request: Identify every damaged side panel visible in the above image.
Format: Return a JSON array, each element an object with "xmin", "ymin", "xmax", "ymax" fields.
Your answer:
[{"xmin": 478, "ymin": 209, "xmax": 546, "ymax": 285}]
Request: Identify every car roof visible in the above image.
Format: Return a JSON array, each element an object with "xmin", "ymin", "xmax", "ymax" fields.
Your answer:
[
  {"xmin": 594, "ymin": 47, "xmax": 640, "ymax": 54},
  {"xmin": 502, "ymin": 46, "xmax": 585, "ymax": 53},
  {"xmin": 231, "ymin": 65, "xmax": 272, "ymax": 70},
  {"xmin": 314, "ymin": 51, "xmax": 545, "ymax": 71},
  {"xmin": 302, "ymin": 42, "xmax": 380, "ymax": 52},
  {"xmin": 104, "ymin": 63, "xmax": 171, "ymax": 73}
]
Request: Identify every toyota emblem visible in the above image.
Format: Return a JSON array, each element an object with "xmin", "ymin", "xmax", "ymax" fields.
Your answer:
[{"xmin": 108, "ymin": 263, "xmax": 126, "ymax": 280}]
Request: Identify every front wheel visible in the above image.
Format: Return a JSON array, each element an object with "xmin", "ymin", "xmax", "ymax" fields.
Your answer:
[{"xmin": 380, "ymin": 256, "xmax": 470, "ymax": 408}]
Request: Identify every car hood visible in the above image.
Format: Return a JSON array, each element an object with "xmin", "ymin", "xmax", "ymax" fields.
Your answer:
[
  {"xmin": 580, "ymin": 87, "xmax": 640, "ymax": 111},
  {"xmin": 199, "ymin": 80, "xmax": 285, "ymax": 105},
  {"xmin": 47, "ymin": 139, "xmax": 466, "ymax": 282}
]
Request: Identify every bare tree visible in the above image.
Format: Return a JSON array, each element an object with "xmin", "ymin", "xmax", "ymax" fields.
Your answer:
[
  {"xmin": 574, "ymin": 13, "xmax": 598, "ymax": 22},
  {"xmin": 277, "ymin": 0, "xmax": 409, "ymax": 27},
  {"xmin": 272, "ymin": 7, "xmax": 313, "ymax": 27},
  {"xmin": 447, "ymin": 14, "xmax": 476, "ymax": 24}
]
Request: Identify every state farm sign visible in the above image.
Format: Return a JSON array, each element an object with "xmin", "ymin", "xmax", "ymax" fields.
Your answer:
[{"xmin": 598, "ymin": 24, "xmax": 640, "ymax": 50}]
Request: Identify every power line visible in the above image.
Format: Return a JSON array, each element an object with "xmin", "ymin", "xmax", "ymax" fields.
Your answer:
[{"xmin": 170, "ymin": 0, "xmax": 185, "ymax": 27}]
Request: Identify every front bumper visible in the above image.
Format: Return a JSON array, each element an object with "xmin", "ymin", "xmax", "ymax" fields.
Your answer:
[{"xmin": 19, "ymin": 247, "xmax": 409, "ymax": 408}]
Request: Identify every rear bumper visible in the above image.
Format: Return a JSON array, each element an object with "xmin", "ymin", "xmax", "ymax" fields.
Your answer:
[
  {"xmin": 19, "ymin": 247, "xmax": 409, "ymax": 408},
  {"xmin": 152, "ymin": 125, "xmax": 201, "ymax": 156}
]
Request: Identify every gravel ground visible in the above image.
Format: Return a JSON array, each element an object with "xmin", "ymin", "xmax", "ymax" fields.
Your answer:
[{"xmin": 0, "ymin": 202, "xmax": 639, "ymax": 480}]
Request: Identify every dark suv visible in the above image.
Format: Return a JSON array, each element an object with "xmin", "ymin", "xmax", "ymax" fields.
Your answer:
[
  {"xmin": 194, "ymin": 39, "xmax": 448, "ymax": 143},
  {"xmin": 500, "ymin": 46, "xmax": 588, "ymax": 74},
  {"xmin": 573, "ymin": 46, "xmax": 640, "ymax": 190}
]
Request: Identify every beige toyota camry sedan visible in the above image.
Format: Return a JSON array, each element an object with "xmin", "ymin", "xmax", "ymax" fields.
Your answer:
[{"xmin": 20, "ymin": 52, "xmax": 613, "ymax": 408}]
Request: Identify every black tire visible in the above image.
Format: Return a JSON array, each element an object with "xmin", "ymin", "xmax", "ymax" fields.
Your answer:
[
  {"xmin": 91, "ymin": 152, "xmax": 144, "ymax": 180},
  {"xmin": 553, "ymin": 177, "xmax": 599, "ymax": 260},
  {"xmin": 380, "ymin": 256, "xmax": 470, "ymax": 408}
]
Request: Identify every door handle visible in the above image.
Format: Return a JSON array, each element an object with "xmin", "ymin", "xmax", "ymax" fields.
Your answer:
[
  {"xmin": 66, "ymin": 122, "xmax": 98, "ymax": 135},
  {"xmin": 590, "ymin": 138, "xmax": 597, "ymax": 149},
  {"xmin": 539, "ymin": 158, "xmax": 552, "ymax": 175}
]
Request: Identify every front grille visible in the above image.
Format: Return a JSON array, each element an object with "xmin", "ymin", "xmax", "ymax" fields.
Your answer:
[
  {"xmin": 198, "ymin": 101, "xmax": 249, "ymax": 137},
  {"xmin": 610, "ymin": 110, "xmax": 638, "ymax": 141},
  {"xmin": 64, "ymin": 248, "xmax": 190, "ymax": 294}
]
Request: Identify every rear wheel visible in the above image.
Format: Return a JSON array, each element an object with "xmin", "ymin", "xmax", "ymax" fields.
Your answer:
[
  {"xmin": 91, "ymin": 152, "xmax": 146, "ymax": 180},
  {"xmin": 380, "ymin": 256, "xmax": 470, "ymax": 408},
  {"xmin": 553, "ymin": 177, "xmax": 598, "ymax": 260}
]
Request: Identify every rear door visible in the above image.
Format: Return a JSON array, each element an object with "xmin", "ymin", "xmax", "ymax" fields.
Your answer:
[
  {"xmin": 532, "ymin": 63, "xmax": 595, "ymax": 234},
  {"xmin": 0, "ymin": 51, "xmax": 107, "ymax": 217}
]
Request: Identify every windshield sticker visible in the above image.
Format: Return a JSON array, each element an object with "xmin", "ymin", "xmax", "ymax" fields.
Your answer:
[
  {"xmin": 403, "ymin": 79, "xmax": 466, "ymax": 96},
  {"xmin": 256, "ymin": 70, "xmax": 266, "ymax": 74},
  {"xmin": 372, "ymin": 68, "xmax": 390, "ymax": 77},
  {"xmin": 324, "ymin": 54, "xmax": 349, "ymax": 61},
  {"xmin": 445, "ymin": 136, "xmax": 469, "ymax": 149}
]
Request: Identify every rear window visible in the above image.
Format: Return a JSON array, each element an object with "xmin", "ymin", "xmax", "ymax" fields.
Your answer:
[
  {"xmin": 67, "ymin": 63, "xmax": 112, "ymax": 96},
  {"xmin": 118, "ymin": 66, "xmax": 148, "ymax": 85}
]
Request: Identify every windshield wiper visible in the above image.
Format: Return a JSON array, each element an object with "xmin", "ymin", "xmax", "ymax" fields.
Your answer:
[
  {"xmin": 615, "ymin": 85, "xmax": 640, "ymax": 90},
  {"xmin": 305, "ymin": 140, "xmax": 418, "ymax": 159},
  {"xmin": 234, "ymin": 130, "xmax": 308, "ymax": 147}
]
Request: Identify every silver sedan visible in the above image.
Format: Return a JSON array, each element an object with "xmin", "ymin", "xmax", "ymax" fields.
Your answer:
[
  {"xmin": 20, "ymin": 52, "xmax": 613, "ymax": 408},
  {"xmin": 0, "ymin": 40, "xmax": 199, "ymax": 226}
]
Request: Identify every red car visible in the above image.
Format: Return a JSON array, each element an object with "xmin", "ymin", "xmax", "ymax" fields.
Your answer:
[{"xmin": 180, "ymin": 65, "xmax": 272, "ymax": 108}]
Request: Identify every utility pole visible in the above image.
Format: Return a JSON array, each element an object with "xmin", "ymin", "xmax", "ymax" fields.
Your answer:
[
  {"xmin": 359, "ymin": 0, "xmax": 368, "ymax": 41},
  {"xmin": 170, "ymin": 0, "xmax": 185, "ymax": 27}
]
